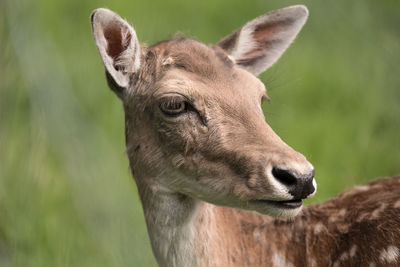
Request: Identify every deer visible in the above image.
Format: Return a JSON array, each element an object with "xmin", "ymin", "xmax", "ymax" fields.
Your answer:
[{"xmin": 90, "ymin": 5, "xmax": 400, "ymax": 267}]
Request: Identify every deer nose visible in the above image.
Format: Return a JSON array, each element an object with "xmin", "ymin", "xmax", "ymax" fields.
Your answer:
[{"xmin": 272, "ymin": 167, "xmax": 315, "ymax": 199}]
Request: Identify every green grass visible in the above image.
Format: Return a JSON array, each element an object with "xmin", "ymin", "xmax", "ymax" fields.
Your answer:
[{"xmin": 1, "ymin": 0, "xmax": 399, "ymax": 266}]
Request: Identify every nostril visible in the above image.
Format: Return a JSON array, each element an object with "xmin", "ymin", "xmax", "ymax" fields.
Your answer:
[
  {"xmin": 272, "ymin": 167, "xmax": 315, "ymax": 199},
  {"xmin": 272, "ymin": 167, "xmax": 297, "ymax": 186}
]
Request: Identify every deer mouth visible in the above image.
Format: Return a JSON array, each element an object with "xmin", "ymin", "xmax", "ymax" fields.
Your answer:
[{"xmin": 252, "ymin": 199, "xmax": 303, "ymax": 209}]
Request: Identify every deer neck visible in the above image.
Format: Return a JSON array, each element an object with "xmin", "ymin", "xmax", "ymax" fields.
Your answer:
[
  {"xmin": 135, "ymin": 177, "xmax": 201, "ymax": 267},
  {"xmin": 134, "ymin": 175, "xmax": 309, "ymax": 267}
]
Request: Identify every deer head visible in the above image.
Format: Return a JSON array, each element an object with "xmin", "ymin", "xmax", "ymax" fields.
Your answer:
[{"xmin": 91, "ymin": 5, "xmax": 316, "ymax": 218}]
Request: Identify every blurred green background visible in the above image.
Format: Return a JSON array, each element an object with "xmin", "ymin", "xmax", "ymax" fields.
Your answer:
[{"xmin": 1, "ymin": 0, "xmax": 399, "ymax": 266}]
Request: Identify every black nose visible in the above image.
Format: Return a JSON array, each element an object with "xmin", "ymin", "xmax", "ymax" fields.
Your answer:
[{"xmin": 272, "ymin": 167, "xmax": 315, "ymax": 199}]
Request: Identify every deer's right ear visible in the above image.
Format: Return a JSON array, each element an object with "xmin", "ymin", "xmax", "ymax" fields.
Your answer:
[{"xmin": 91, "ymin": 8, "xmax": 140, "ymax": 98}]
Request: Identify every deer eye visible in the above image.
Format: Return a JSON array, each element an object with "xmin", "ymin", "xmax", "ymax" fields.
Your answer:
[{"xmin": 159, "ymin": 97, "xmax": 187, "ymax": 116}]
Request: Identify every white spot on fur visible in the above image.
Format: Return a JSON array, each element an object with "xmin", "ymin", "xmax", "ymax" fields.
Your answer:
[
  {"xmin": 309, "ymin": 257, "xmax": 317, "ymax": 267},
  {"xmin": 313, "ymin": 222, "xmax": 325, "ymax": 234},
  {"xmin": 339, "ymin": 251, "xmax": 349, "ymax": 261},
  {"xmin": 329, "ymin": 208, "xmax": 346, "ymax": 223},
  {"xmin": 342, "ymin": 184, "xmax": 370, "ymax": 199},
  {"xmin": 372, "ymin": 203, "xmax": 388, "ymax": 219},
  {"xmin": 379, "ymin": 246, "xmax": 399, "ymax": 263},
  {"xmin": 350, "ymin": 245, "xmax": 357, "ymax": 257},
  {"xmin": 337, "ymin": 223, "xmax": 350, "ymax": 234},
  {"xmin": 356, "ymin": 212, "xmax": 368, "ymax": 223},
  {"xmin": 338, "ymin": 208, "xmax": 347, "ymax": 216},
  {"xmin": 394, "ymin": 199, "xmax": 400, "ymax": 209},
  {"xmin": 369, "ymin": 262, "xmax": 376, "ymax": 267},
  {"xmin": 273, "ymin": 253, "xmax": 294, "ymax": 267},
  {"xmin": 354, "ymin": 185, "xmax": 370, "ymax": 191},
  {"xmin": 333, "ymin": 245, "xmax": 358, "ymax": 266}
]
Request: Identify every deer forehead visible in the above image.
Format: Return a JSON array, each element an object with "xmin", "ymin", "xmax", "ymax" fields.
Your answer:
[
  {"xmin": 154, "ymin": 67, "xmax": 266, "ymax": 100},
  {"xmin": 144, "ymin": 38, "xmax": 267, "ymax": 100}
]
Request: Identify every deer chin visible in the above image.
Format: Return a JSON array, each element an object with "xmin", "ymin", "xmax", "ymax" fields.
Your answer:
[
  {"xmin": 246, "ymin": 199, "xmax": 304, "ymax": 218},
  {"xmin": 188, "ymin": 190, "xmax": 304, "ymax": 218}
]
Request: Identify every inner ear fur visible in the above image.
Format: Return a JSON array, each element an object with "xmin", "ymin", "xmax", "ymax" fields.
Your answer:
[{"xmin": 91, "ymin": 8, "xmax": 141, "ymax": 97}]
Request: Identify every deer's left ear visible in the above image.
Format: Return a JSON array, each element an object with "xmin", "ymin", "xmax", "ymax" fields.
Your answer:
[
  {"xmin": 218, "ymin": 5, "xmax": 308, "ymax": 76},
  {"xmin": 91, "ymin": 8, "xmax": 141, "ymax": 98}
]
